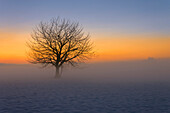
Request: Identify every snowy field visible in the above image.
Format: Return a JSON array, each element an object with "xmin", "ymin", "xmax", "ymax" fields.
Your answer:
[{"xmin": 0, "ymin": 59, "xmax": 170, "ymax": 113}]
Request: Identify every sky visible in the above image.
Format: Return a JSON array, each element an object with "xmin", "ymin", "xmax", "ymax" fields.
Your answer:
[{"xmin": 0, "ymin": 0, "xmax": 170, "ymax": 63}]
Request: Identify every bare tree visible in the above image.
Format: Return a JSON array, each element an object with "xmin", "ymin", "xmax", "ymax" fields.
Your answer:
[{"xmin": 27, "ymin": 17, "xmax": 94, "ymax": 78}]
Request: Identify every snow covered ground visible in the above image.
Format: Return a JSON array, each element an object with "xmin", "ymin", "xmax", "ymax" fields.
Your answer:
[{"xmin": 0, "ymin": 59, "xmax": 170, "ymax": 113}]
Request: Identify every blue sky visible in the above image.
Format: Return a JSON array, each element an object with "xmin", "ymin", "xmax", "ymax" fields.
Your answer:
[{"xmin": 0, "ymin": 0, "xmax": 170, "ymax": 34}]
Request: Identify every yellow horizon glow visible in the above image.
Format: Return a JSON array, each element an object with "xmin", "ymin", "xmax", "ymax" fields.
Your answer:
[
  {"xmin": 91, "ymin": 33, "xmax": 170, "ymax": 62},
  {"xmin": 0, "ymin": 31, "xmax": 170, "ymax": 64},
  {"xmin": 0, "ymin": 31, "xmax": 28, "ymax": 63}
]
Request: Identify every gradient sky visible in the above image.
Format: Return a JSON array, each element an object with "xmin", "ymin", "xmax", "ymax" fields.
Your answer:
[{"xmin": 0, "ymin": 0, "xmax": 170, "ymax": 63}]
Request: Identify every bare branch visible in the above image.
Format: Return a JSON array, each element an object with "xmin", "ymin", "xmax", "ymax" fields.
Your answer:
[{"xmin": 27, "ymin": 17, "xmax": 94, "ymax": 77}]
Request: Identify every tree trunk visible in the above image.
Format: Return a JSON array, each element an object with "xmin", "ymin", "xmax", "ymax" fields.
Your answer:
[{"xmin": 55, "ymin": 66, "xmax": 61, "ymax": 78}]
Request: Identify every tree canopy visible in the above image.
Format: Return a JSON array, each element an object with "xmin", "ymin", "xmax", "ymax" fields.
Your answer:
[{"xmin": 27, "ymin": 18, "xmax": 94, "ymax": 78}]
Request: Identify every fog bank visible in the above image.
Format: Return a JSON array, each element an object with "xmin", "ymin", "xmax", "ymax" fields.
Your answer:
[{"xmin": 0, "ymin": 59, "xmax": 170, "ymax": 84}]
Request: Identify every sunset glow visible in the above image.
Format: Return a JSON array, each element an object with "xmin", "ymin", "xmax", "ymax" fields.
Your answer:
[
  {"xmin": 0, "ymin": 31, "xmax": 170, "ymax": 63},
  {"xmin": 0, "ymin": 0, "xmax": 170, "ymax": 64},
  {"xmin": 93, "ymin": 34, "xmax": 170, "ymax": 62}
]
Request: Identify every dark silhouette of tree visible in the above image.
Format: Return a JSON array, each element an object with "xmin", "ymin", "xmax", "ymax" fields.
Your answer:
[{"xmin": 27, "ymin": 18, "xmax": 94, "ymax": 78}]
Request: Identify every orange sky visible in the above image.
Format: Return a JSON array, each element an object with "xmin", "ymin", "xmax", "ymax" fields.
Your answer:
[
  {"xmin": 0, "ymin": 31, "xmax": 170, "ymax": 64},
  {"xmin": 92, "ymin": 33, "xmax": 170, "ymax": 62},
  {"xmin": 0, "ymin": 31, "xmax": 28, "ymax": 63}
]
